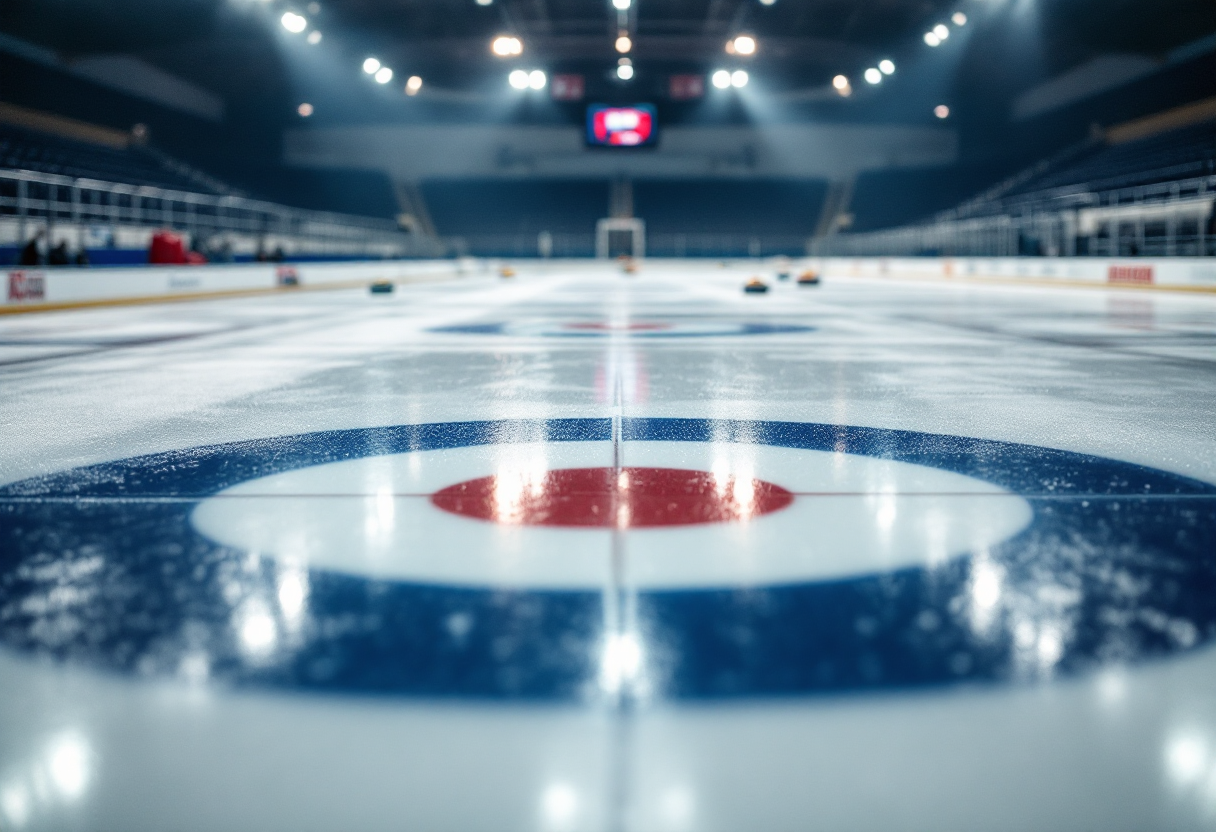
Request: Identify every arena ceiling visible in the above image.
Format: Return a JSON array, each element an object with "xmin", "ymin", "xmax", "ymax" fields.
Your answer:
[{"xmin": 1, "ymin": 0, "xmax": 1213, "ymax": 125}]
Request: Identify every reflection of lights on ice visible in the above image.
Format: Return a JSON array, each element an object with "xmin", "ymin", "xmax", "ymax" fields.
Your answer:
[
  {"xmin": 659, "ymin": 786, "xmax": 695, "ymax": 830},
  {"xmin": 541, "ymin": 782, "xmax": 579, "ymax": 831},
  {"xmin": 277, "ymin": 565, "xmax": 309, "ymax": 625},
  {"xmin": 600, "ymin": 632, "xmax": 643, "ymax": 694},
  {"xmin": 1, "ymin": 782, "xmax": 30, "ymax": 827},
  {"xmin": 1168, "ymin": 735, "xmax": 1209, "ymax": 786},
  {"xmin": 492, "ymin": 457, "xmax": 548, "ymax": 524},
  {"xmin": 47, "ymin": 733, "xmax": 90, "ymax": 799},
  {"xmin": 364, "ymin": 486, "xmax": 396, "ymax": 539},
  {"xmin": 709, "ymin": 458, "xmax": 758, "ymax": 520},
  {"xmin": 237, "ymin": 600, "xmax": 278, "ymax": 658}
]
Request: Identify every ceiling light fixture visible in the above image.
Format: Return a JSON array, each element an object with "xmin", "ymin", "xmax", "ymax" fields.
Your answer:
[
  {"xmin": 879, "ymin": 59, "xmax": 895, "ymax": 75},
  {"xmin": 280, "ymin": 12, "xmax": 307, "ymax": 33},
  {"xmin": 711, "ymin": 69, "xmax": 732, "ymax": 89},
  {"xmin": 491, "ymin": 35, "xmax": 523, "ymax": 56},
  {"xmin": 508, "ymin": 69, "xmax": 530, "ymax": 89},
  {"xmin": 731, "ymin": 69, "xmax": 749, "ymax": 88},
  {"xmin": 405, "ymin": 76, "xmax": 423, "ymax": 95},
  {"xmin": 374, "ymin": 66, "xmax": 393, "ymax": 84},
  {"xmin": 306, "ymin": 30, "xmax": 322, "ymax": 44},
  {"xmin": 615, "ymin": 34, "xmax": 632, "ymax": 53},
  {"xmin": 297, "ymin": 102, "xmax": 314, "ymax": 117},
  {"xmin": 528, "ymin": 69, "xmax": 547, "ymax": 89},
  {"xmin": 924, "ymin": 31, "xmax": 941, "ymax": 47},
  {"xmin": 617, "ymin": 63, "xmax": 634, "ymax": 80},
  {"xmin": 731, "ymin": 35, "xmax": 757, "ymax": 55},
  {"xmin": 952, "ymin": 12, "xmax": 967, "ymax": 26},
  {"xmin": 934, "ymin": 104, "xmax": 950, "ymax": 119},
  {"xmin": 612, "ymin": 0, "xmax": 632, "ymax": 9},
  {"xmin": 864, "ymin": 67, "xmax": 882, "ymax": 84},
  {"xmin": 363, "ymin": 57, "xmax": 381, "ymax": 74},
  {"xmin": 933, "ymin": 24, "xmax": 950, "ymax": 40}
]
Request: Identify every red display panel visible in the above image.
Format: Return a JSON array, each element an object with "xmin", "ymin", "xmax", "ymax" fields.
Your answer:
[{"xmin": 586, "ymin": 104, "xmax": 658, "ymax": 147}]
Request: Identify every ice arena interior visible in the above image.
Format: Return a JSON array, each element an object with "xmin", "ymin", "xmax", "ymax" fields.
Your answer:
[{"xmin": 1, "ymin": 0, "xmax": 1216, "ymax": 830}]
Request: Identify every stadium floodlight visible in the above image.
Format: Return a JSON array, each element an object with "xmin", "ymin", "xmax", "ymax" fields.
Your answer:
[
  {"xmin": 529, "ymin": 70, "xmax": 547, "ymax": 89},
  {"xmin": 832, "ymin": 74, "xmax": 849, "ymax": 90},
  {"xmin": 476, "ymin": 0, "xmax": 493, "ymax": 5},
  {"xmin": 617, "ymin": 63, "xmax": 634, "ymax": 80},
  {"xmin": 864, "ymin": 68, "xmax": 882, "ymax": 85},
  {"xmin": 297, "ymin": 103, "xmax": 314, "ymax": 117},
  {"xmin": 934, "ymin": 24, "xmax": 950, "ymax": 40},
  {"xmin": 508, "ymin": 69, "xmax": 530, "ymax": 89},
  {"xmin": 934, "ymin": 104, "xmax": 950, "ymax": 119},
  {"xmin": 405, "ymin": 76, "xmax": 423, "ymax": 95},
  {"xmin": 280, "ymin": 12, "xmax": 307, "ymax": 33},
  {"xmin": 879, "ymin": 59, "xmax": 895, "ymax": 75},
  {"xmin": 492, "ymin": 35, "xmax": 523, "ymax": 56},
  {"xmin": 616, "ymin": 35, "xmax": 632, "ymax": 53},
  {"xmin": 306, "ymin": 30, "xmax": 322, "ymax": 44},
  {"xmin": 731, "ymin": 69, "xmax": 749, "ymax": 88},
  {"xmin": 375, "ymin": 66, "xmax": 393, "ymax": 84},
  {"xmin": 711, "ymin": 69, "xmax": 732, "ymax": 89},
  {"xmin": 759, "ymin": 0, "xmax": 776, "ymax": 5},
  {"xmin": 924, "ymin": 31, "xmax": 941, "ymax": 47},
  {"xmin": 612, "ymin": 0, "xmax": 631, "ymax": 9},
  {"xmin": 952, "ymin": 12, "xmax": 967, "ymax": 26},
  {"xmin": 363, "ymin": 57, "xmax": 381, "ymax": 74},
  {"xmin": 731, "ymin": 35, "xmax": 757, "ymax": 55}
]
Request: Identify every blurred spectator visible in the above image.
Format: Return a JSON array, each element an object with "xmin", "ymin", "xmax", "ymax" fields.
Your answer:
[
  {"xmin": 18, "ymin": 230, "xmax": 45, "ymax": 266},
  {"xmin": 75, "ymin": 249, "xmax": 91, "ymax": 267},
  {"xmin": 48, "ymin": 241, "xmax": 71, "ymax": 266}
]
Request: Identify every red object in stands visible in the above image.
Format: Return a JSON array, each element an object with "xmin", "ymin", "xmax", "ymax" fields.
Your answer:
[{"xmin": 148, "ymin": 231, "xmax": 188, "ymax": 265}]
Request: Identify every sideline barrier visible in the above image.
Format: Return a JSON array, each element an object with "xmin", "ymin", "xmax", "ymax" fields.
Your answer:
[
  {"xmin": 812, "ymin": 257, "xmax": 1216, "ymax": 291},
  {"xmin": 2, "ymin": 260, "xmax": 465, "ymax": 312}
]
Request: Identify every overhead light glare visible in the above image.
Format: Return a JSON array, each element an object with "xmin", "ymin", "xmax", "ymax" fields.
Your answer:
[
  {"xmin": 832, "ymin": 74, "xmax": 849, "ymax": 90},
  {"xmin": 617, "ymin": 64, "xmax": 634, "ymax": 80},
  {"xmin": 306, "ymin": 30, "xmax": 322, "ymax": 44},
  {"xmin": 924, "ymin": 32, "xmax": 941, "ymax": 47},
  {"xmin": 508, "ymin": 69, "xmax": 530, "ymax": 89},
  {"xmin": 758, "ymin": 0, "xmax": 776, "ymax": 5},
  {"xmin": 363, "ymin": 57, "xmax": 381, "ymax": 74},
  {"xmin": 952, "ymin": 11, "xmax": 967, "ymax": 26},
  {"xmin": 528, "ymin": 69, "xmax": 547, "ymax": 89},
  {"xmin": 374, "ymin": 66, "xmax": 393, "ymax": 84},
  {"xmin": 475, "ymin": 0, "xmax": 493, "ymax": 5},
  {"xmin": 711, "ymin": 69, "xmax": 731, "ymax": 89},
  {"xmin": 297, "ymin": 102, "xmax": 314, "ymax": 117},
  {"xmin": 492, "ymin": 35, "xmax": 523, "ymax": 56},
  {"xmin": 864, "ymin": 68, "xmax": 882, "ymax": 85},
  {"xmin": 879, "ymin": 59, "xmax": 895, "ymax": 75},
  {"xmin": 731, "ymin": 35, "xmax": 757, "ymax": 55},
  {"xmin": 612, "ymin": 0, "xmax": 631, "ymax": 9},
  {"xmin": 731, "ymin": 69, "xmax": 749, "ymax": 88},
  {"xmin": 280, "ymin": 12, "xmax": 307, "ymax": 33},
  {"xmin": 934, "ymin": 104, "xmax": 950, "ymax": 119},
  {"xmin": 405, "ymin": 75, "xmax": 423, "ymax": 95},
  {"xmin": 616, "ymin": 35, "xmax": 632, "ymax": 53},
  {"xmin": 934, "ymin": 24, "xmax": 950, "ymax": 40}
]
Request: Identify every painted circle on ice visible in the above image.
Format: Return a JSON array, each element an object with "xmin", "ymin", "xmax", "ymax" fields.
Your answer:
[
  {"xmin": 1, "ymin": 418, "xmax": 1214, "ymax": 701},
  {"xmin": 429, "ymin": 319, "xmax": 813, "ymax": 338},
  {"xmin": 187, "ymin": 442, "xmax": 1032, "ymax": 589},
  {"xmin": 430, "ymin": 467, "xmax": 795, "ymax": 528}
]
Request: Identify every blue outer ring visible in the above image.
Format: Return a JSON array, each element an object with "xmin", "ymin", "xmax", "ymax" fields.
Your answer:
[
  {"xmin": 1, "ymin": 418, "xmax": 1214, "ymax": 701},
  {"xmin": 429, "ymin": 322, "xmax": 814, "ymax": 338}
]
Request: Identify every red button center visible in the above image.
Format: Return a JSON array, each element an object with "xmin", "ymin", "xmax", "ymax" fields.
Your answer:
[{"xmin": 431, "ymin": 467, "xmax": 794, "ymax": 528}]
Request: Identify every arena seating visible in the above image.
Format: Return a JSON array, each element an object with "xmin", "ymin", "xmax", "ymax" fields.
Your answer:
[
  {"xmin": 848, "ymin": 162, "xmax": 1015, "ymax": 232},
  {"xmin": 1003, "ymin": 121, "xmax": 1216, "ymax": 196},
  {"xmin": 0, "ymin": 122, "xmax": 228, "ymax": 193},
  {"xmin": 633, "ymin": 180, "xmax": 828, "ymax": 236}
]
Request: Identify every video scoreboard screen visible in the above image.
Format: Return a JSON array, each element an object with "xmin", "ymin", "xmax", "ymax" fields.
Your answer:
[{"xmin": 586, "ymin": 104, "xmax": 658, "ymax": 147}]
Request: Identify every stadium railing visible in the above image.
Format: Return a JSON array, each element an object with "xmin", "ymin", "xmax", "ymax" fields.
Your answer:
[
  {"xmin": 813, "ymin": 174, "xmax": 1215, "ymax": 258},
  {"xmin": 0, "ymin": 168, "xmax": 444, "ymax": 260}
]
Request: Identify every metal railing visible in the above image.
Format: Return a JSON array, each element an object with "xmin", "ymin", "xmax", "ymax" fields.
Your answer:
[
  {"xmin": 0, "ymin": 168, "xmax": 442, "ymax": 257},
  {"xmin": 448, "ymin": 232, "xmax": 811, "ymax": 259},
  {"xmin": 816, "ymin": 175, "xmax": 1216, "ymax": 258}
]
